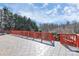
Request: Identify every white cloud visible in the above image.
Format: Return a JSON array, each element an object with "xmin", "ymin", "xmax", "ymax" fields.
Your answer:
[
  {"xmin": 17, "ymin": 4, "xmax": 79, "ymax": 24},
  {"xmin": 63, "ymin": 6, "xmax": 77, "ymax": 16},
  {"xmin": 28, "ymin": 3, "xmax": 34, "ymax": 6},
  {"xmin": 18, "ymin": 10, "xmax": 55, "ymax": 23},
  {"xmin": 76, "ymin": 4, "xmax": 79, "ymax": 9},
  {"xmin": 18, "ymin": 11, "xmax": 34, "ymax": 18},
  {"xmin": 64, "ymin": 6, "xmax": 71, "ymax": 15},
  {"xmin": 41, "ymin": 3, "xmax": 48, "ymax": 8},
  {"xmin": 56, "ymin": 4, "xmax": 79, "ymax": 22},
  {"xmin": 30, "ymin": 3, "xmax": 48, "ymax": 9},
  {"xmin": 56, "ymin": 4, "xmax": 61, "ymax": 9},
  {"xmin": 46, "ymin": 5, "xmax": 60, "ymax": 16}
]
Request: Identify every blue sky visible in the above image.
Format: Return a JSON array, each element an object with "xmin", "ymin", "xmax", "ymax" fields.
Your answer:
[{"xmin": 0, "ymin": 3, "xmax": 79, "ymax": 24}]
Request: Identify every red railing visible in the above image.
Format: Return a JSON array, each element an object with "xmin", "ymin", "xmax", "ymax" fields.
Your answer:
[
  {"xmin": 76, "ymin": 34, "xmax": 79, "ymax": 47},
  {"xmin": 59, "ymin": 34, "xmax": 79, "ymax": 47},
  {"xmin": 10, "ymin": 30, "xmax": 55, "ymax": 46},
  {"xmin": 9, "ymin": 30, "xmax": 79, "ymax": 48}
]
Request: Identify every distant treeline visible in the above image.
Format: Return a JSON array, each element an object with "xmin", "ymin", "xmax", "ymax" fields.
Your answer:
[{"xmin": 39, "ymin": 21, "xmax": 79, "ymax": 34}]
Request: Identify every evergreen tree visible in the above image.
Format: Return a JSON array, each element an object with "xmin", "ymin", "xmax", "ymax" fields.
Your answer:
[{"xmin": 2, "ymin": 7, "xmax": 38, "ymax": 31}]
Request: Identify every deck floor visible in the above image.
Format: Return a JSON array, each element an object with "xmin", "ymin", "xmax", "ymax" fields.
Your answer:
[{"xmin": 0, "ymin": 34, "xmax": 79, "ymax": 56}]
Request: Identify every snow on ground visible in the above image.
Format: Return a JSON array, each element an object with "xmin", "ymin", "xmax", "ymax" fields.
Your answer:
[{"xmin": 0, "ymin": 34, "xmax": 79, "ymax": 56}]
